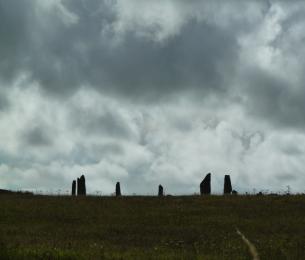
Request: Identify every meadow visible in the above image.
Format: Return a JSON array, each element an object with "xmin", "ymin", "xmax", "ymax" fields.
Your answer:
[{"xmin": 0, "ymin": 194, "xmax": 305, "ymax": 259}]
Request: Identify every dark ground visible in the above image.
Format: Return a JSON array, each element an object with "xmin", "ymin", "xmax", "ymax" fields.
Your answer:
[{"xmin": 0, "ymin": 194, "xmax": 305, "ymax": 259}]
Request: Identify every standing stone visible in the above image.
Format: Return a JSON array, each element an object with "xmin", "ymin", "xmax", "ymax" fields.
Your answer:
[
  {"xmin": 77, "ymin": 175, "xmax": 86, "ymax": 196},
  {"xmin": 77, "ymin": 177, "xmax": 81, "ymax": 195},
  {"xmin": 80, "ymin": 175, "xmax": 86, "ymax": 195},
  {"xmin": 224, "ymin": 175, "xmax": 232, "ymax": 194},
  {"xmin": 200, "ymin": 173, "xmax": 211, "ymax": 195},
  {"xmin": 116, "ymin": 182, "xmax": 121, "ymax": 196},
  {"xmin": 72, "ymin": 180, "xmax": 76, "ymax": 196},
  {"xmin": 158, "ymin": 185, "xmax": 164, "ymax": 197}
]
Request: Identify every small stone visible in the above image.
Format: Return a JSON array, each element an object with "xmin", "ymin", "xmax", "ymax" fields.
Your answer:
[{"xmin": 116, "ymin": 182, "xmax": 121, "ymax": 196}]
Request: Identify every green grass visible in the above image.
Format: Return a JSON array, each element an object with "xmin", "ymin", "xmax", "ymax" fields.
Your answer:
[{"xmin": 0, "ymin": 194, "xmax": 305, "ymax": 259}]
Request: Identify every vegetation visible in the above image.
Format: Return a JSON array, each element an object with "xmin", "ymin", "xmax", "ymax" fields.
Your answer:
[{"xmin": 0, "ymin": 194, "xmax": 305, "ymax": 259}]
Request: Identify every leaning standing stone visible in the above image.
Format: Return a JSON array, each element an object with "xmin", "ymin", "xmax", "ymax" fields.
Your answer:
[{"xmin": 200, "ymin": 173, "xmax": 211, "ymax": 195}]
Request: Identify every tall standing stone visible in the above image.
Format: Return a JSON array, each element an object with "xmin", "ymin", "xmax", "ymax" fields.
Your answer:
[
  {"xmin": 200, "ymin": 173, "xmax": 211, "ymax": 195},
  {"xmin": 72, "ymin": 180, "xmax": 76, "ymax": 196},
  {"xmin": 224, "ymin": 175, "xmax": 232, "ymax": 194},
  {"xmin": 116, "ymin": 182, "xmax": 121, "ymax": 196},
  {"xmin": 158, "ymin": 185, "xmax": 164, "ymax": 197},
  {"xmin": 77, "ymin": 178, "xmax": 80, "ymax": 196},
  {"xmin": 80, "ymin": 175, "xmax": 86, "ymax": 195},
  {"xmin": 77, "ymin": 175, "xmax": 86, "ymax": 196}
]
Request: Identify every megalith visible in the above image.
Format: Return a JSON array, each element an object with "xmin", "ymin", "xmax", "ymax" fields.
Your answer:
[
  {"xmin": 77, "ymin": 175, "xmax": 86, "ymax": 196},
  {"xmin": 200, "ymin": 173, "xmax": 211, "ymax": 195},
  {"xmin": 116, "ymin": 182, "xmax": 121, "ymax": 196},
  {"xmin": 224, "ymin": 175, "xmax": 232, "ymax": 194},
  {"xmin": 77, "ymin": 178, "xmax": 80, "ymax": 195},
  {"xmin": 80, "ymin": 175, "xmax": 86, "ymax": 195},
  {"xmin": 158, "ymin": 185, "xmax": 164, "ymax": 197},
  {"xmin": 72, "ymin": 180, "xmax": 76, "ymax": 196}
]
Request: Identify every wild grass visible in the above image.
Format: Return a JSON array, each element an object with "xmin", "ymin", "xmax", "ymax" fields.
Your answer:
[{"xmin": 0, "ymin": 194, "xmax": 305, "ymax": 259}]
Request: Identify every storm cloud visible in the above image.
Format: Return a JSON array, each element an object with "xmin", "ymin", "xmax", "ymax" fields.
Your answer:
[{"xmin": 1, "ymin": 0, "xmax": 305, "ymax": 194}]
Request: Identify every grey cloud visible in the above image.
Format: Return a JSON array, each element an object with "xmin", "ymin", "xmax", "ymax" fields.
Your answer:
[
  {"xmin": 21, "ymin": 126, "xmax": 53, "ymax": 147},
  {"xmin": 0, "ymin": 1, "xmax": 30, "ymax": 82},
  {"xmin": 0, "ymin": 94, "xmax": 9, "ymax": 111},
  {"xmin": 242, "ymin": 67, "xmax": 305, "ymax": 129},
  {"xmin": 70, "ymin": 142, "xmax": 125, "ymax": 165},
  {"xmin": 69, "ymin": 106, "xmax": 135, "ymax": 139},
  {"xmin": 0, "ymin": 0, "xmax": 239, "ymax": 101},
  {"xmin": 232, "ymin": 131, "xmax": 264, "ymax": 151},
  {"xmin": 276, "ymin": 173, "xmax": 298, "ymax": 182}
]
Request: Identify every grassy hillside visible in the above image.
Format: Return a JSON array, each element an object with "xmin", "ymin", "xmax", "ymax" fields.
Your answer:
[{"xmin": 0, "ymin": 194, "xmax": 305, "ymax": 259}]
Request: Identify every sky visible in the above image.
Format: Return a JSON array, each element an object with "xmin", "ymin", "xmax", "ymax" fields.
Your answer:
[{"xmin": 1, "ymin": 0, "xmax": 305, "ymax": 195}]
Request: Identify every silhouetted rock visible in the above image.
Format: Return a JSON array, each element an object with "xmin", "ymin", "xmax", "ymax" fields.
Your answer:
[
  {"xmin": 158, "ymin": 185, "xmax": 164, "ymax": 197},
  {"xmin": 232, "ymin": 190, "xmax": 238, "ymax": 195},
  {"xmin": 224, "ymin": 175, "xmax": 232, "ymax": 194},
  {"xmin": 200, "ymin": 173, "xmax": 211, "ymax": 195},
  {"xmin": 72, "ymin": 180, "xmax": 76, "ymax": 196},
  {"xmin": 77, "ymin": 178, "xmax": 80, "ymax": 195},
  {"xmin": 80, "ymin": 175, "xmax": 86, "ymax": 195},
  {"xmin": 77, "ymin": 175, "xmax": 86, "ymax": 196},
  {"xmin": 116, "ymin": 182, "xmax": 121, "ymax": 196}
]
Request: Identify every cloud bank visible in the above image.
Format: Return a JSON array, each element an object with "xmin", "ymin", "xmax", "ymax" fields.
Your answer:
[{"xmin": 1, "ymin": 0, "xmax": 305, "ymax": 194}]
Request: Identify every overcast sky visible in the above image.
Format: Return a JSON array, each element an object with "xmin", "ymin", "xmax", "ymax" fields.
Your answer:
[{"xmin": 1, "ymin": 0, "xmax": 305, "ymax": 195}]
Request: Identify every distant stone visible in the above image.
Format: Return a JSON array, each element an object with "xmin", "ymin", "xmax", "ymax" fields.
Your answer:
[
  {"xmin": 224, "ymin": 175, "xmax": 232, "ymax": 194},
  {"xmin": 158, "ymin": 185, "xmax": 164, "ymax": 197},
  {"xmin": 116, "ymin": 182, "xmax": 121, "ymax": 196},
  {"xmin": 72, "ymin": 180, "xmax": 76, "ymax": 196},
  {"xmin": 200, "ymin": 173, "xmax": 211, "ymax": 195},
  {"xmin": 77, "ymin": 175, "xmax": 86, "ymax": 196},
  {"xmin": 232, "ymin": 189, "xmax": 238, "ymax": 195},
  {"xmin": 77, "ymin": 178, "xmax": 80, "ymax": 195},
  {"xmin": 80, "ymin": 175, "xmax": 86, "ymax": 195}
]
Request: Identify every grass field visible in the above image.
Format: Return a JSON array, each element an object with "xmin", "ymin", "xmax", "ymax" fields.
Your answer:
[{"xmin": 0, "ymin": 194, "xmax": 305, "ymax": 259}]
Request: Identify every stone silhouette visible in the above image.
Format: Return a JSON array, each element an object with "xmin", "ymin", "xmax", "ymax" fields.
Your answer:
[
  {"xmin": 72, "ymin": 180, "xmax": 76, "ymax": 196},
  {"xmin": 158, "ymin": 185, "xmax": 164, "ymax": 197},
  {"xmin": 200, "ymin": 173, "xmax": 211, "ymax": 195},
  {"xmin": 77, "ymin": 175, "xmax": 86, "ymax": 196},
  {"xmin": 224, "ymin": 175, "xmax": 232, "ymax": 194},
  {"xmin": 116, "ymin": 182, "xmax": 121, "ymax": 196},
  {"xmin": 232, "ymin": 190, "xmax": 238, "ymax": 195},
  {"xmin": 77, "ymin": 177, "xmax": 80, "ymax": 195},
  {"xmin": 81, "ymin": 175, "xmax": 86, "ymax": 195}
]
